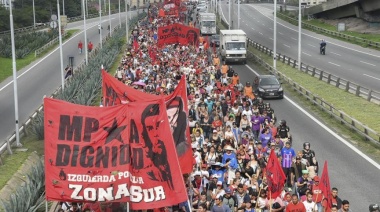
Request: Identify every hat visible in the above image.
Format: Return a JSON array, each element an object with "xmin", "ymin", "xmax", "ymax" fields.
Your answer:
[
  {"xmin": 213, "ymin": 130, "xmax": 217, "ymax": 133},
  {"xmin": 314, "ymin": 176, "xmax": 320, "ymax": 182},
  {"xmin": 302, "ymin": 170, "xmax": 309, "ymax": 174},
  {"xmin": 224, "ymin": 145, "xmax": 235, "ymax": 151},
  {"xmin": 207, "ymin": 97, "xmax": 211, "ymax": 100},
  {"xmin": 270, "ymin": 142, "xmax": 276, "ymax": 146},
  {"xmin": 214, "ymin": 162, "xmax": 223, "ymax": 167},
  {"xmin": 225, "ymin": 188, "xmax": 232, "ymax": 194},
  {"xmin": 217, "ymin": 181, "xmax": 222, "ymax": 185},
  {"xmin": 194, "ymin": 171, "xmax": 201, "ymax": 176}
]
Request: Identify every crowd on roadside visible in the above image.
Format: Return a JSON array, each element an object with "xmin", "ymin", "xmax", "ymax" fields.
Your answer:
[{"xmin": 57, "ymin": 2, "xmax": 354, "ymax": 212}]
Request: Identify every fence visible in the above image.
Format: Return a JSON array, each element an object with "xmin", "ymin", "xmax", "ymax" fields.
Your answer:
[
  {"xmin": 246, "ymin": 38, "xmax": 380, "ymax": 104},
  {"xmin": 277, "ymin": 13, "xmax": 380, "ymax": 49},
  {"xmin": 245, "ymin": 46, "xmax": 380, "ymax": 145},
  {"xmin": 34, "ymin": 32, "xmax": 68, "ymax": 57},
  {"xmin": 0, "ymin": 13, "xmax": 145, "ymax": 156}
]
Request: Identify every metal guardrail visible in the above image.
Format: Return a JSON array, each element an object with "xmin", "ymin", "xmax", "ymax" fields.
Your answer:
[
  {"xmin": 35, "ymin": 32, "xmax": 68, "ymax": 57},
  {"xmin": 246, "ymin": 38, "xmax": 380, "ymax": 104},
  {"xmin": 245, "ymin": 45, "xmax": 380, "ymax": 145},
  {"xmin": 277, "ymin": 13, "xmax": 380, "ymax": 49},
  {"xmin": 0, "ymin": 13, "xmax": 145, "ymax": 157}
]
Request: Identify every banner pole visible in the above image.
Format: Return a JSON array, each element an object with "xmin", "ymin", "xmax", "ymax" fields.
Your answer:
[
  {"xmin": 269, "ymin": 191, "xmax": 272, "ymax": 212},
  {"xmin": 45, "ymin": 200, "xmax": 48, "ymax": 212},
  {"xmin": 127, "ymin": 202, "xmax": 130, "ymax": 211}
]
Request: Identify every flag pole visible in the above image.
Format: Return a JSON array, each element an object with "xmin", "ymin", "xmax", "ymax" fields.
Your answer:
[
  {"xmin": 10, "ymin": 0, "xmax": 21, "ymax": 150},
  {"xmin": 313, "ymin": 192, "xmax": 320, "ymax": 212},
  {"xmin": 269, "ymin": 191, "xmax": 272, "ymax": 212}
]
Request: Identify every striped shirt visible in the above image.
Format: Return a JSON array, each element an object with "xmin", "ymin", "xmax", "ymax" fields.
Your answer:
[{"xmin": 281, "ymin": 147, "xmax": 296, "ymax": 168}]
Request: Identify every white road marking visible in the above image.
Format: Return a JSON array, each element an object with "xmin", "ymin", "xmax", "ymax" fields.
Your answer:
[
  {"xmin": 259, "ymin": 32, "xmax": 263, "ymax": 35},
  {"xmin": 363, "ymin": 74, "xmax": 380, "ymax": 81},
  {"xmin": 245, "ymin": 64, "xmax": 380, "ymax": 170},
  {"xmin": 269, "ymin": 27, "xmax": 273, "ymax": 30},
  {"xmin": 328, "ymin": 62, "xmax": 341, "ymax": 67},
  {"xmin": 262, "ymin": 23, "xmax": 265, "ymax": 26},
  {"xmin": 284, "ymin": 44, "xmax": 290, "ymax": 48},
  {"xmin": 330, "ymin": 52, "xmax": 341, "ymax": 56},
  {"xmin": 360, "ymin": 61, "xmax": 376, "ymax": 67},
  {"xmin": 302, "ymin": 52, "xmax": 311, "ymax": 56},
  {"xmin": 0, "ymin": 19, "xmax": 113, "ymax": 93},
  {"xmin": 291, "ymin": 37, "xmax": 297, "ymax": 41},
  {"xmin": 308, "ymin": 44, "xmax": 316, "ymax": 48},
  {"xmin": 279, "ymin": 32, "xmax": 284, "ymax": 35},
  {"xmin": 249, "ymin": 4, "xmax": 380, "ymax": 59},
  {"xmin": 251, "ymin": 27, "xmax": 255, "ymax": 30},
  {"xmin": 269, "ymin": 38, "xmax": 273, "ymax": 40}
]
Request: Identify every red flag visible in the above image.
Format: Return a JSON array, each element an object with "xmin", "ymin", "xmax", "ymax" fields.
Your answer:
[
  {"xmin": 320, "ymin": 161, "xmax": 332, "ymax": 209},
  {"xmin": 133, "ymin": 39, "xmax": 139, "ymax": 51},
  {"xmin": 266, "ymin": 149, "xmax": 286, "ymax": 199},
  {"xmin": 44, "ymin": 98, "xmax": 188, "ymax": 209},
  {"xmin": 102, "ymin": 71, "xmax": 193, "ymax": 174}
]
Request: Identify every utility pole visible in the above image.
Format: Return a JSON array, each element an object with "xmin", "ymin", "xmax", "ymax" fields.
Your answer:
[
  {"xmin": 273, "ymin": 0, "xmax": 277, "ymax": 69},
  {"xmin": 298, "ymin": 0, "xmax": 302, "ymax": 70},
  {"xmin": 33, "ymin": 0, "xmax": 36, "ymax": 29}
]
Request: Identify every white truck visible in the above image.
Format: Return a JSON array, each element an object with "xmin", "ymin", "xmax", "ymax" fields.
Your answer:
[
  {"xmin": 220, "ymin": 30, "xmax": 247, "ymax": 64},
  {"xmin": 199, "ymin": 13, "xmax": 216, "ymax": 35}
]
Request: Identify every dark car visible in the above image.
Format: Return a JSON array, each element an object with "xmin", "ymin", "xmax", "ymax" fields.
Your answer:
[
  {"xmin": 210, "ymin": 34, "xmax": 220, "ymax": 47},
  {"xmin": 256, "ymin": 75, "xmax": 284, "ymax": 99}
]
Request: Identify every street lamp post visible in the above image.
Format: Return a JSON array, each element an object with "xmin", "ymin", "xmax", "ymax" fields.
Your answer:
[
  {"xmin": 125, "ymin": 0, "xmax": 129, "ymax": 43},
  {"xmin": 33, "ymin": 0, "xmax": 36, "ymax": 29},
  {"xmin": 273, "ymin": 0, "xmax": 277, "ymax": 69},
  {"xmin": 62, "ymin": 0, "xmax": 65, "ymax": 16},
  {"xmin": 99, "ymin": 0, "xmax": 103, "ymax": 49},
  {"xmin": 228, "ymin": 0, "xmax": 231, "ymax": 29},
  {"xmin": 83, "ymin": 0, "xmax": 88, "ymax": 65},
  {"xmin": 119, "ymin": 0, "xmax": 121, "ymax": 27},
  {"xmin": 298, "ymin": 0, "xmax": 302, "ymax": 70},
  {"xmin": 57, "ymin": 0, "xmax": 65, "ymax": 90},
  {"xmin": 109, "ymin": 0, "xmax": 112, "ymax": 36},
  {"xmin": 238, "ymin": 0, "xmax": 240, "ymax": 29},
  {"xmin": 9, "ymin": 2, "xmax": 20, "ymax": 151}
]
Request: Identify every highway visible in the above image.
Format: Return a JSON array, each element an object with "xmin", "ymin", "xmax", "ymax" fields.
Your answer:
[
  {"xmin": 0, "ymin": 10, "xmax": 139, "ymax": 146},
  {"xmin": 234, "ymin": 63, "xmax": 380, "ymax": 211},
  {"xmin": 220, "ymin": 2, "xmax": 380, "ymax": 92}
]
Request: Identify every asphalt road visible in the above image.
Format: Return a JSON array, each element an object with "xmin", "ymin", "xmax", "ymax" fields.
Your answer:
[
  {"xmin": 0, "ymin": 10, "xmax": 139, "ymax": 146},
  {"xmin": 220, "ymin": 2, "xmax": 380, "ymax": 92},
  {"xmin": 233, "ymin": 63, "xmax": 380, "ymax": 211}
]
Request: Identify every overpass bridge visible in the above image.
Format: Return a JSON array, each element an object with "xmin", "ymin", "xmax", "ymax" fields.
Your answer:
[{"xmin": 305, "ymin": 0, "xmax": 380, "ymax": 22}]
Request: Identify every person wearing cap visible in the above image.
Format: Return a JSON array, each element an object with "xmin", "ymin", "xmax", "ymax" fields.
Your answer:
[
  {"xmin": 222, "ymin": 145, "xmax": 238, "ymax": 185},
  {"xmin": 211, "ymin": 162, "xmax": 226, "ymax": 184},
  {"xmin": 297, "ymin": 170, "xmax": 311, "ymax": 197},
  {"xmin": 221, "ymin": 187, "xmax": 238, "ymax": 211},
  {"xmin": 211, "ymin": 196, "xmax": 231, "ymax": 212},
  {"xmin": 311, "ymin": 176, "xmax": 323, "ymax": 212}
]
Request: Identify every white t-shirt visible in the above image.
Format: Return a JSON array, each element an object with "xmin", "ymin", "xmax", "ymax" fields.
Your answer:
[{"xmin": 303, "ymin": 200, "xmax": 316, "ymax": 212}]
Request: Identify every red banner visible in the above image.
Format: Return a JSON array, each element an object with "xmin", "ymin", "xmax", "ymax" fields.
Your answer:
[
  {"xmin": 44, "ymin": 98, "xmax": 187, "ymax": 209},
  {"xmin": 266, "ymin": 149, "xmax": 286, "ymax": 199},
  {"xmin": 158, "ymin": 23, "xmax": 200, "ymax": 47},
  {"xmin": 320, "ymin": 161, "xmax": 332, "ymax": 209},
  {"xmin": 102, "ymin": 71, "xmax": 193, "ymax": 174}
]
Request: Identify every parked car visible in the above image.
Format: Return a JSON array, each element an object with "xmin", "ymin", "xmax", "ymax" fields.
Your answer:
[
  {"xmin": 210, "ymin": 34, "xmax": 220, "ymax": 47},
  {"xmin": 256, "ymin": 75, "xmax": 284, "ymax": 99}
]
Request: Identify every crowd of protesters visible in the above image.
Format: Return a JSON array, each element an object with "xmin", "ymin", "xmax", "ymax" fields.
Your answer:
[{"xmin": 57, "ymin": 2, "xmax": 355, "ymax": 212}]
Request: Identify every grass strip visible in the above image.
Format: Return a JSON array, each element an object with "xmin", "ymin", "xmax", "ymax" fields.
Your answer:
[
  {"xmin": 248, "ymin": 46, "xmax": 380, "ymax": 134},
  {"xmin": 277, "ymin": 12, "xmax": 380, "ymax": 48},
  {"xmin": 0, "ymin": 29, "xmax": 78, "ymax": 83}
]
